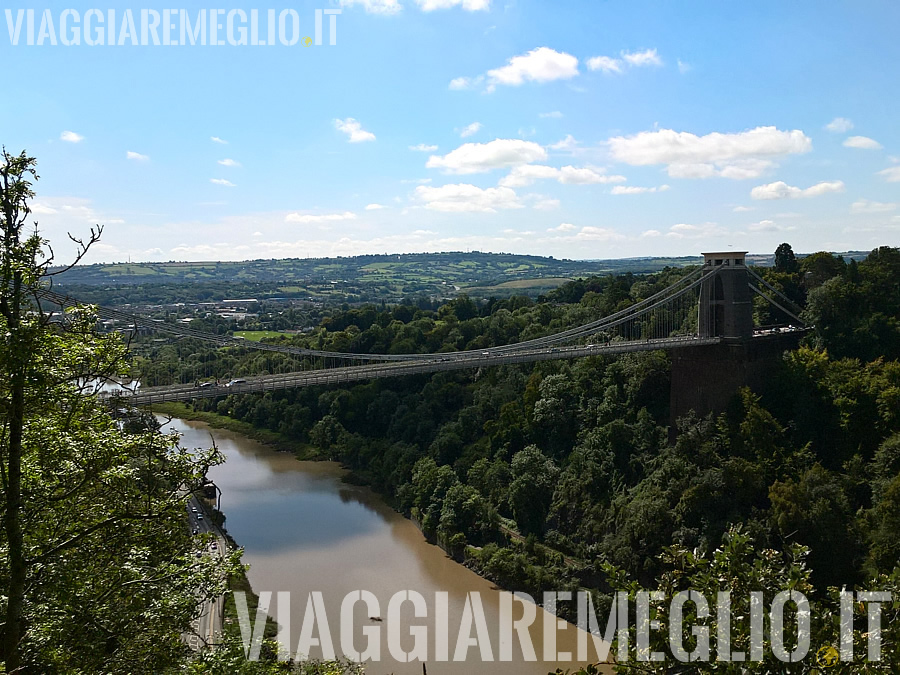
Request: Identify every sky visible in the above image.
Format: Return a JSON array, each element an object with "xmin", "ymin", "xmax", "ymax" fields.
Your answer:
[{"xmin": 2, "ymin": 0, "xmax": 899, "ymax": 264}]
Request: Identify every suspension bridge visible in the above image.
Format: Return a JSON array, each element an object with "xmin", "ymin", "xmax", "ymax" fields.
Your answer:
[{"xmin": 43, "ymin": 251, "xmax": 806, "ymax": 406}]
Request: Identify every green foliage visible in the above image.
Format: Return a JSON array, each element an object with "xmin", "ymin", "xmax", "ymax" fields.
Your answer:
[
  {"xmin": 0, "ymin": 150, "xmax": 242, "ymax": 672},
  {"xmin": 601, "ymin": 527, "xmax": 900, "ymax": 673},
  {"xmin": 775, "ymin": 242, "xmax": 800, "ymax": 274},
  {"xmin": 160, "ymin": 243, "xmax": 900, "ymax": 660},
  {"xmin": 509, "ymin": 445, "xmax": 560, "ymax": 535},
  {"xmin": 802, "ymin": 246, "xmax": 900, "ymax": 360},
  {"xmin": 178, "ymin": 633, "xmax": 364, "ymax": 674}
]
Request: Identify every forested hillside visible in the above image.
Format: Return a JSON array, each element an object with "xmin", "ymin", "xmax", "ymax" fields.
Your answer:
[{"xmin": 162, "ymin": 246, "xmax": 900, "ymax": 610}]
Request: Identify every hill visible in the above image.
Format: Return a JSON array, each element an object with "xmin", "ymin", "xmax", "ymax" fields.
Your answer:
[{"xmin": 52, "ymin": 250, "xmax": 871, "ymax": 306}]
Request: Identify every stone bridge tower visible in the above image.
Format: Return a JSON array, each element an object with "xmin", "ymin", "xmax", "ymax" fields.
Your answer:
[
  {"xmin": 698, "ymin": 251, "xmax": 753, "ymax": 340},
  {"xmin": 669, "ymin": 250, "xmax": 799, "ymax": 437}
]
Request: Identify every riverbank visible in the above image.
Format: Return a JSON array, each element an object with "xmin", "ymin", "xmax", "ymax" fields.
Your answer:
[
  {"xmin": 152, "ymin": 402, "xmax": 321, "ymax": 459},
  {"xmin": 158, "ymin": 402, "xmax": 591, "ymax": 603},
  {"xmin": 162, "ymin": 415, "xmax": 607, "ymax": 674}
]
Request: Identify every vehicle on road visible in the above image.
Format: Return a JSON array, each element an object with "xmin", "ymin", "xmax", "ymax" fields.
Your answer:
[{"xmin": 226, "ymin": 379, "xmax": 247, "ymax": 387}]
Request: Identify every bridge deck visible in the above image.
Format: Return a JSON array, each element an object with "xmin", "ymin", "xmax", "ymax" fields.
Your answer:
[{"xmin": 117, "ymin": 335, "xmax": 724, "ymax": 405}]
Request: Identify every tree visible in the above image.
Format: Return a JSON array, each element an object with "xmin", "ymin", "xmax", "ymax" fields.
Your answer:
[
  {"xmin": 800, "ymin": 251, "xmax": 845, "ymax": 290},
  {"xmin": 774, "ymin": 242, "xmax": 799, "ymax": 274},
  {"xmin": 0, "ymin": 150, "xmax": 239, "ymax": 672},
  {"xmin": 599, "ymin": 527, "xmax": 900, "ymax": 673},
  {"xmin": 509, "ymin": 445, "xmax": 559, "ymax": 535},
  {"xmin": 769, "ymin": 464, "xmax": 863, "ymax": 588}
]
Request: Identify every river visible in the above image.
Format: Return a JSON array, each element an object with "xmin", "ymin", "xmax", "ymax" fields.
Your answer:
[{"xmin": 161, "ymin": 417, "xmax": 611, "ymax": 675}]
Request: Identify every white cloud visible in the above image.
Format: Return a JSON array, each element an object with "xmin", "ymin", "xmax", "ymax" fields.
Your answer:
[
  {"xmin": 667, "ymin": 160, "xmax": 780, "ymax": 180},
  {"xmin": 334, "ymin": 118, "xmax": 376, "ymax": 143},
  {"xmin": 211, "ymin": 136, "xmax": 228, "ymax": 144},
  {"xmin": 126, "ymin": 151, "xmax": 149, "ymax": 161},
  {"xmin": 587, "ymin": 49, "xmax": 662, "ymax": 74},
  {"xmin": 733, "ymin": 205, "xmax": 754, "ymax": 212},
  {"xmin": 448, "ymin": 75, "xmax": 483, "ymax": 90},
  {"xmin": 558, "ymin": 166, "xmax": 625, "ymax": 185},
  {"xmin": 577, "ymin": 226, "xmax": 625, "ymax": 241},
  {"xmin": 610, "ymin": 184, "xmax": 670, "ymax": 195},
  {"xmin": 825, "ymin": 117, "xmax": 853, "ymax": 133},
  {"xmin": 31, "ymin": 202, "xmax": 58, "ymax": 215},
  {"xmin": 608, "ymin": 126, "xmax": 811, "ymax": 179},
  {"xmin": 716, "ymin": 159, "xmax": 780, "ymax": 180},
  {"xmin": 878, "ymin": 167, "xmax": 900, "ymax": 182},
  {"xmin": 621, "ymin": 48, "xmax": 662, "ymax": 67},
  {"xmin": 843, "ymin": 136, "xmax": 883, "ymax": 150},
  {"xmin": 540, "ymin": 111, "xmax": 563, "ymax": 118},
  {"xmin": 531, "ymin": 197, "xmax": 560, "ymax": 210},
  {"xmin": 499, "ymin": 164, "xmax": 564, "ymax": 187},
  {"xmin": 415, "ymin": 0, "xmax": 489, "ymax": 9},
  {"xmin": 549, "ymin": 134, "xmax": 579, "ymax": 151},
  {"xmin": 285, "ymin": 211, "xmax": 358, "ymax": 223},
  {"xmin": 339, "ymin": 0, "xmax": 402, "ymax": 14},
  {"xmin": 677, "ymin": 59, "xmax": 691, "ymax": 74},
  {"xmin": 415, "ymin": 183, "xmax": 523, "ymax": 212},
  {"xmin": 60, "ymin": 130, "xmax": 84, "ymax": 143},
  {"xmin": 750, "ymin": 180, "xmax": 845, "ymax": 200},
  {"xmin": 19, "ymin": 197, "xmax": 130, "ymax": 259},
  {"xmin": 586, "ymin": 56, "xmax": 623, "ymax": 73},
  {"xmin": 666, "ymin": 222, "xmax": 727, "ymax": 239},
  {"xmin": 426, "ymin": 139, "xmax": 547, "ymax": 174},
  {"xmin": 747, "ymin": 219, "xmax": 781, "ymax": 232},
  {"xmin": 499, "ymin": 164, "xmax": 625, "ymax": 187},
  {"xmin": 409, "ymin": 143, "xmax": 438, "ymax": 152},
  {"xmin": 641, "ymin": 229, "xmax": 662, "ymax": 238},
  {"xmin": 218, "ymin": 158, "xmax": 241, "ymax": 167},
  {"xmin": 543, "ymin": 225, "xmax": 626, "ymax": 242},
  {"xmin": 851, "ymin": 199, "xmax": 897, "ymax": 214},
  {"xmin": 484, "ymin": 47, "xmax": 579, "ymax": 90},
  {"xmin": 460, "ymin": 122, "xmax": 482, "ymax": 138},
  {"xmin": 210, "ymin": 178, "xmax": 236, "ymax": 187},
  {"xmin": 365, "ymin": 203, "xmax": 387, "ymax": 210}
]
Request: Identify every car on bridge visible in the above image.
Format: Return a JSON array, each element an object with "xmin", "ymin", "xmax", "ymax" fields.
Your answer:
[{"xmin": 226, "ymin": 379, "xmax": 247, "ymax": 387}]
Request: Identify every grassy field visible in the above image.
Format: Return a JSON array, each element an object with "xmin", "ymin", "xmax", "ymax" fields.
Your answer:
[
  {"xmin": 232, "ymin": 330, "xmax": 290, "ymax": 342},
  {"xmin": 492, "ymin": 277, "xmax": 573, "ymax": 289}
]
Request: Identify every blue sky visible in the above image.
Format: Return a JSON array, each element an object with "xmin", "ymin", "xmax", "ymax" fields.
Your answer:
[{"xmin": 3, "ymin": 0, "xmax": 899, "ymax": 263}]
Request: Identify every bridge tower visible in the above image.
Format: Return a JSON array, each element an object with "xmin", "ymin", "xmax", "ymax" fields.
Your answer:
[
  {"xmin": 670, "ymin": 250, "xmax": 798, "ymax": 437},
  {"xmin": 698, "ymin": 251, "xmax": 753, "ymax": 340}
]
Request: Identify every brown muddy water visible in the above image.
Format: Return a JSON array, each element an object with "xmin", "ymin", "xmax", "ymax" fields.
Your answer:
[{"xmin": 162, "ymin": 417, "xmax": 611, "ymax": 675}]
